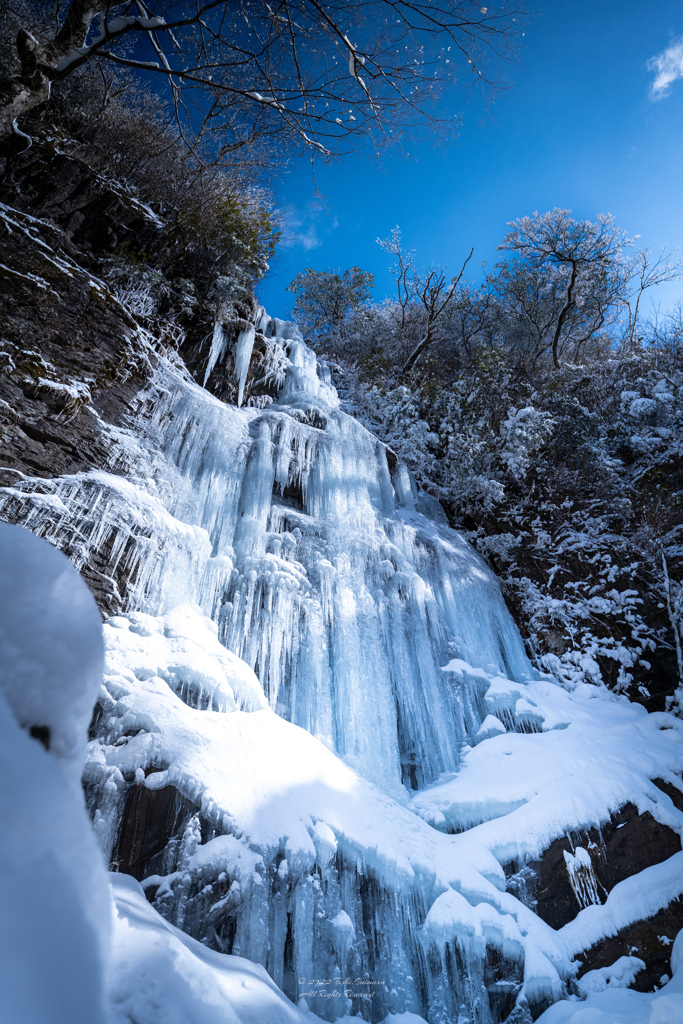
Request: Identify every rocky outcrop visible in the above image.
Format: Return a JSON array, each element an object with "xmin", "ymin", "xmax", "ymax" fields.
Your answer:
[
  {"xmin": 529, "ymin": 803, "xmax": 681, "ymax": 930},
  {"xmin": 577, "ymin": 899, "xmax": 683, "ymax": 993},
  {"xmin": 511, "ymin": 795, "xmax": 683, "ymax": 1003},
  {"xmin": 0, "ymin": 203, "xmax": 151, "ymax": 482},
  {"xmin": 114, "ymin": 778, "xmax": 199, "ymax": 882}
]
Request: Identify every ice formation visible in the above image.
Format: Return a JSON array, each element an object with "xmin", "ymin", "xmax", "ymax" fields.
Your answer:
[
  {"xmin": 109, "ymin": 874, "xmax": 318, "ymax": 1024},
  {"xmin": 203, "ymin": 321, "xmax": 228, "ymax": 386},
  {"xmin": 1, "ymin": 319, "xmax": 683, "ymax": 1023},
  {"xmin": 234, "ymin": 325, "xmax": 256, "ymax": 406},
  {"xmin": 563, "ymin": 848, "xmax": 601, "ymax": 911}
]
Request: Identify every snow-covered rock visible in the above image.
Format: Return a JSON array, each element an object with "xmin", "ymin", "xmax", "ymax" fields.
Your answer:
[{"xmin": 0, "ymin": 525, "xmax": 110, "ymax": 1024}]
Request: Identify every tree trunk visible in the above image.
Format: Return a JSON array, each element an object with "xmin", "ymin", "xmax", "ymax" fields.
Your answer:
[
  {"xmin": 0, "ymin": 76, "xmax": 50, "ymax": 155},
  {"xmin": 551, "ymin": 260, "xmax": 578, "ymax": 370},
  {"xmin": 402, "ymin": 327, "xmax": 432, "ymax": 375}
]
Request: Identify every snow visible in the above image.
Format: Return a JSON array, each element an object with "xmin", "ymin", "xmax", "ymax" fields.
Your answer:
[
  {"xmin": 408, "ymin": 675, "xmax": 683, "ymax": 864},
  {"xmin": 104, "ymin": 605, "xmax": 266, "ymax": 714},
  {"xmin": 109, "ymin": 873, "xmax": 318, "ymax": 1024},
  {"xmin": 475, "ymin": 714, "xmax": 508, "ymax": 742},
  {"xmin": 0, "ymin": 523, "xmax": 104, "ymax": 775},
  {"xmin": 0, "ymin": 526, "xmax": 111, "ymax": 1024},
  {"xmin": 4, "ymin": 316, "xmax": 683, "ymax": 1024},
  {"xmin": 0, "ymin": 687, "xmax": 112, "ymax": 1024},
  {"xmin": 576, "ymin": 956, "xmax": 645, "ymax": 996}
]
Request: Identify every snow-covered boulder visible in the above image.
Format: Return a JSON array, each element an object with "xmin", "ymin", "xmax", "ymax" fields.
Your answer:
[
  {"xmin": 0, "ymin": 522, "xmax": 104, "ymax": 775},
  {"xmin": 0, "ymin": 524, "xmax": 111, "ymax": 1024}
]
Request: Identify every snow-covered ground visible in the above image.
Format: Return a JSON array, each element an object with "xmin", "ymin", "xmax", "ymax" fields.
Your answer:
[{"xmin": 1, "ymin": 321, "xmax": 682, "ymax": 1024}]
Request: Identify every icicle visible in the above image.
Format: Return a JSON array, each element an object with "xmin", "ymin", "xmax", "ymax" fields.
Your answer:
[
  {"xmin": 564, "ymin": 847, "xmax": 602, "ymax": 909},
  {"xmin": 254, "ymin": 305, "xmax": 270, "ymax": 332},
  {"xmin": 393, "ymin": 461, "xmax": 418, "ymax": 511},
  {"xmin": 203, "ymin": 321, "xmax": 228, "ymax": 386},
  {"xmin": 234, "ymin": 326, "xmax": 256, "ymax": 407}
]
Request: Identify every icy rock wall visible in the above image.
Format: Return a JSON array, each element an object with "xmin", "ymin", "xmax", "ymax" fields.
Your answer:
[
  {"xmin": 0, "ymin": 319, "xmax": 546, "ymax": 1022},
  {"xmin": 2, "ymin": 324, "xmax": 531, "ymax": 794}
]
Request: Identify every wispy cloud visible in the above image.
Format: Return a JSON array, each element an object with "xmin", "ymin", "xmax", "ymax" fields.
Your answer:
[
  {"xmin": 648, "ymin": 36, "xmax": 683, "ymax": 99},
  {"xmin": 280, "ymin": 204, "xmax": 338, "ymax": 251}
]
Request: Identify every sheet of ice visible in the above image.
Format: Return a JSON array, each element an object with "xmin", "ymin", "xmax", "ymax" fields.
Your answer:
[{"xmin": 3, "ymin": 324, "xmax": 534, "ymax": 799}]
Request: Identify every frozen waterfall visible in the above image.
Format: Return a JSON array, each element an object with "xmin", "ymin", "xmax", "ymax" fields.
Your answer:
[
  {"xmin": 5, "ymin": 317, "xmax": 681, "ymax": 1024},
  {"xmin": 3, "ymin": 321, "xmax": 532, "ymax": 795}
]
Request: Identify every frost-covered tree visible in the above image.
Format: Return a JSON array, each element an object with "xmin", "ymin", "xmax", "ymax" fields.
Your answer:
[
  {"xmin": 646, "ymin": 300, "xmax": 683, "ymax": 359},
  {"xmin": 487, "ymin": 255, "xmax": 617, "ymax": 370},
  {"xmin": 620, "ymin": 247, "xmax": 683, "ymax": 350},
  {"xmin": 498, "ymin": 209, "xmax": 629, "ymax": 369},
  {"xmin": 287, "ymin": 266, "xmax": 374, "ymax": 338},
  {"xmin": 377, "ymin": 226, "xmax": 474, "ymax": 374},
  {"xmin": 0, "ymin": 0, "xmax": 525, "ymax": 157}
]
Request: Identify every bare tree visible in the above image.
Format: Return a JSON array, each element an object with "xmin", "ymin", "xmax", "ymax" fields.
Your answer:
[
  {"xmin": 377, "ymin": 226, "xmax": 474, "ymax": 373},
  {"xmin": 620, "ymin": 247, "xmax": 683, "ymax": 350},
  {"xmin": 0, "ymin": 0, "xmax": 525, "ymax": 157},
  {"xmin": 499, "ymin": 209, "xmax": 629, "ymax": 370},
  {"xmin": 377, "ymin": 225, "xmax": 417, "ymax": 334},
  {"xmin": 402, "ymin": 256, "xmax": 474, "ymax": 373}
]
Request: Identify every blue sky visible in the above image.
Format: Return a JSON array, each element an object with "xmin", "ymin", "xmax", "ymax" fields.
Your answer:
[{"xmin": 257, "ymin": 0, "xmax": 683, "ymax": 318}]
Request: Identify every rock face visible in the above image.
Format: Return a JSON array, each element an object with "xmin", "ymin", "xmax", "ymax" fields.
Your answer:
[
  {"xmin": 577, "ymin": 899, "xmax": 683, "ymax": 993},
  {"xmin": 114, "ymin": 779, "xmax": 199, "ymax": 881},
  {"xmin": 0, "ymin": 198, "xmax": 158, "ymax": 613},
  {"xmin": 0, "ymin": 203, "xmax": 150, "ymax": 482},
  {"xmin": 518, "ymin": 796, "xmax": 683, "ymax": 1001}
]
